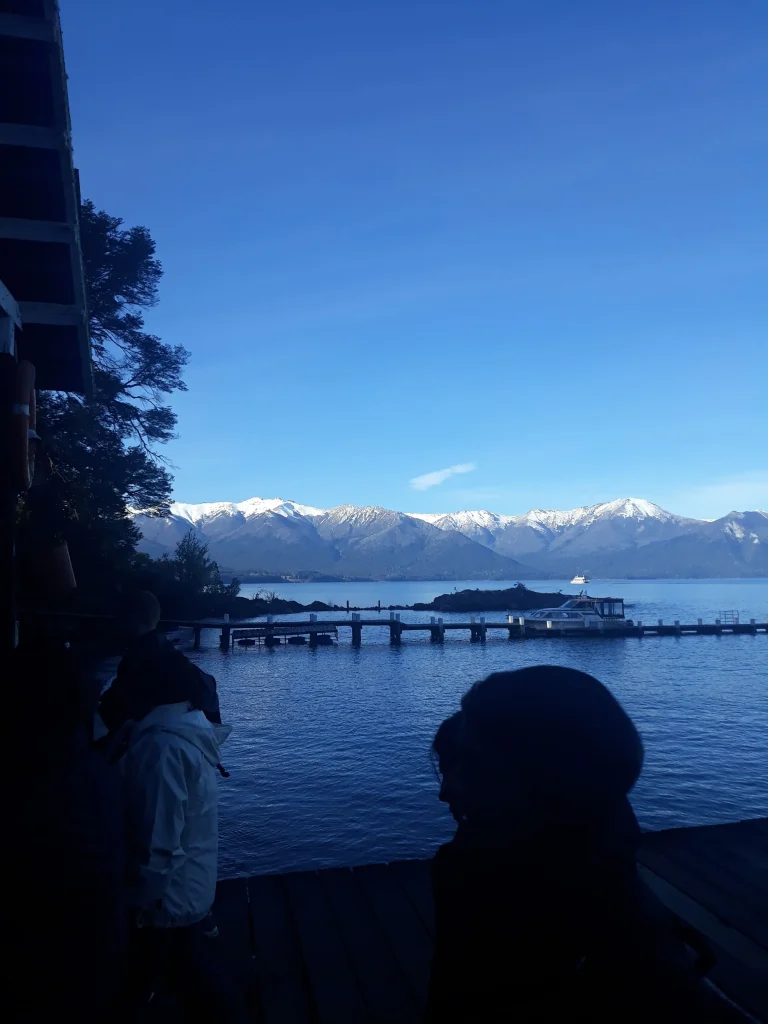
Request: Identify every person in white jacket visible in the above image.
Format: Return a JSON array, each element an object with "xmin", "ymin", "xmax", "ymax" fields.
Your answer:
[
  {"xmin": 116, "ymin": 699, "xmax": 244, "ymax": 1018},
  {"xmin": 122, "ymin": 701, "xmax": 231, "ymax": 929}
]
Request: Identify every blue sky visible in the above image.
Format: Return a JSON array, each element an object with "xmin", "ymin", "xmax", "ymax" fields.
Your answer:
[{"xmin": 61, "ymin": 0, "xmax": 767, "ymax": 518}]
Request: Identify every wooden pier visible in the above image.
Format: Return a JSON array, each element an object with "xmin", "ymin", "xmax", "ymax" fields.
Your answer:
[
  {"xmin": 150, "ymin": 818, "xmax": 767, "ymax": 1022},
  {"xmin": 182, "ymin": 614, "xmax": 768, "ymax": 650}
]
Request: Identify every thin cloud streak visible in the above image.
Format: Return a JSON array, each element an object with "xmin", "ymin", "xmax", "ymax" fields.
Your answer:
[{"xmin": 410, "ymin": 463, "xmax": 477, "ymax": 491}]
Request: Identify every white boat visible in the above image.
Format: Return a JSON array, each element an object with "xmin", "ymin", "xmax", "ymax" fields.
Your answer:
[
  {"xmin": 523, "ymin": 594, "xmax": 629, "ymax": 632},
  {"xmin": 570, "ymin": 572, "xmax": 590, "ymax": 584}
]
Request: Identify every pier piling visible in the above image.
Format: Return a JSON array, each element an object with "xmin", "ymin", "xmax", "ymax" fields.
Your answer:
[
  {"xmin": 351, "ymin": 613, "xmax": 362, "ymax": 646},
  {"xmin": 389, "ymin": 612, "xmax": 402, "ymax": 645}
]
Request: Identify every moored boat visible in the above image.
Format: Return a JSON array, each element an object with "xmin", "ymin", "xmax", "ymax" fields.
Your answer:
[{"xmin": 524, "ymin": 593, "xmax": 629, "ymax": 631}]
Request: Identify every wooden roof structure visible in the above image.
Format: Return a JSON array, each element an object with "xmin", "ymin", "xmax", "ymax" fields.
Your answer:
[{"xmin": 0, "ymin": 0, "xmax": 91, "ymax": 392}]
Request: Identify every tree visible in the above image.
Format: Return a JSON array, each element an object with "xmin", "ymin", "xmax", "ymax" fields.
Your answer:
[
  {"xmin": 129, "ymin": 532, "xmax": 240, "ymax": 618},
  {"xmin": 172, "ymin": 531, "xmax": 219, "ymax": 592},
  {"xmin": 19, "ymin": 202, "xmax": 190, "ymax": 595},
  {"xmin": 80, "ymin": 200, "xmax": 188, "ymax": 459}
]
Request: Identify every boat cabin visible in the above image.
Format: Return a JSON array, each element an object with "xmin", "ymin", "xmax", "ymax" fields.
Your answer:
[
  {"xmin": 525, "ymin": 595, "xmax": 628, "ymax": 630},
  {"xmin": 565, "ymin": 595, "xmax": 626, "ymax": 618}
]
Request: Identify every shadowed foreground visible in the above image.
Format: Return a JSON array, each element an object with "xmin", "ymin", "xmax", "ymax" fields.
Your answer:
[{"xmin": 152, "ymin": 818, "xmax": 767, "ymax": 1022}]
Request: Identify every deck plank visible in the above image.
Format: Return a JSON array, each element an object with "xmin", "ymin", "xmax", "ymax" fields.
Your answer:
[
  {"xmin": 320, "ymin": 867, "xmax": 421, "ymax": 1024},
  {"xmin": 640, "ymin": 866, "xmax": 768, "ymax": 1021},
  {"xmin": 248, "ymin": 873, "xmax": 314, "ymax": 1024},
  {"xmin": 652, "ymin": 840, "xmax": 767, "ymax": 912},
  {"xmin": 283, "ymin": 869, "xmax": 371, "ymax": 1024},
  {"xmin": 638, "ymin": 845, "xmax": 768, "ymax": 952},
  {"xmin": 651, "ymin": 823, "xmax": 768, "ymax": 896},
  {"xmin": 213, "ymin": 878, "xmax": 260, "ymax": 1019},
  {"xmin": 354, "ymin": 863, "xmax": 434, "ymax": 1013},
  {"xmin": 388, "ymin": 859, "xmax": 435, "ymax": 936}
]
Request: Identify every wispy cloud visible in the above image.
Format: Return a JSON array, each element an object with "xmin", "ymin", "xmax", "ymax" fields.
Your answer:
[{"xmin": 410, "ymin": 463, "xmax": 477, "ymax": 491}]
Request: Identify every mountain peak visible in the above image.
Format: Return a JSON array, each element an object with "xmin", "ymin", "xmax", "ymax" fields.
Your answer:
[{"xmin": 596, "ymin": 497, "xmax": 671, "ymax": 519}]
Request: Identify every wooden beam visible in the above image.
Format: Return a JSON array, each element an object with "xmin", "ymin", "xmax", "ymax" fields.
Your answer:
[
  {"xmin": 0, "ymin": 124, "xmax": 61, "ymax": 150},
  {"xmin": 0, "ymin": 279, "xmax": 22, "ymax": 329},
  {"xmin": 0, "ymin": 217, "xmax": 72, "ymax": 243},
  {"xmin": 17, "ymin": 301, "xmax": 81, "ymax": 327},
  {"xmin": 0, "ymin": 12, "xmax": 55, "ymax": 41}
]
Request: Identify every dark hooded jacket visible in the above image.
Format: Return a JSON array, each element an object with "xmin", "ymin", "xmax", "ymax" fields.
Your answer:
[
  {"xmin": 426, "ymin": 668, "xmax": 729, "ymax": 1022},
  {"xmin": 99, "ymin": 629, "xmax": 220, "ymax": 731}
]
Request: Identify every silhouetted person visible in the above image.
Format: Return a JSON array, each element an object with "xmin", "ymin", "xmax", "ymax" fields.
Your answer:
[
  {"xmin": 6, "ymin": 648, "xmax": 127, "ymax": 1023},
  {"xmin": 98, "ymin": 592, "xmax": 244, "ymax": 1020},
  {"xmin": 427, "ymin": 667, "xmax": 740, "ymax": 1022},
  {"xmin": 100, "ymin": 590, "xmax": 221, "ymax": 732}
]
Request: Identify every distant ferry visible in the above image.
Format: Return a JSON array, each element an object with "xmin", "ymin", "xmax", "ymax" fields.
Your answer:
[
  {"xmin": 525, "ymin": 594, "xmax": 629, "ymax": 632},
  {"xmin": 570, "ymin": 572, "xmax": 590, "ymax": 584}
]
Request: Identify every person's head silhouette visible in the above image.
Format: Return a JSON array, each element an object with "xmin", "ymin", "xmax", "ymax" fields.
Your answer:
[{"xmin": 452, "ymin": 665, "xmax": 644, "ymax": 835}]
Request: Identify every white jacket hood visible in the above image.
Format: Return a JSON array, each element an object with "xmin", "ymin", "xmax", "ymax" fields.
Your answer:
[{"xmin": 128, "ymin": 702, "xmax": 231, "ymax": 765}]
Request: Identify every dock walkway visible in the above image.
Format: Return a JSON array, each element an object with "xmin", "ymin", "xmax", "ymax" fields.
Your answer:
[
  {"xmin": 187, "ymin": 615, "xmax": 768, "ymax": 649},
  {"xmin": 190, "ymin": 818, "xmax": 767, "ymax": 1023}
]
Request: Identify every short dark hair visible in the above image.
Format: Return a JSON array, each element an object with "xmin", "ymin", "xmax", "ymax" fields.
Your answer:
[{"xmin": 119, "ymin": 590, "xmax": 161, "ymax": 632}]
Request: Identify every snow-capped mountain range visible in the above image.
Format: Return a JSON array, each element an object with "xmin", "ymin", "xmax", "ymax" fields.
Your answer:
[{"xmin": 132, "ymin": 497, "xmax": 768, "ymax": 579}]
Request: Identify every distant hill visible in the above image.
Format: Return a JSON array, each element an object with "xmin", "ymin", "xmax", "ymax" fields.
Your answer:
[{"xmin": 132, "ymin": 496, "xmax": 768, "ymax": 579}]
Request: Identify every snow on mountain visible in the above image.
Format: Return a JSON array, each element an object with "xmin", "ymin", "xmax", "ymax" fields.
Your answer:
[
  {"xmin": 131, "ymin": 496, "xmax": 767, "ymax": 577},
  {"xmin": 411, "ymin": 498, "xmax": 676, "ymax": 534},
  {"xmin": 171, "ymin": 497, "xmax": 326, "ymax": 524},
  {"xmin": 410, "ymin": 509, "xmax": 517, "ymax": 531}
]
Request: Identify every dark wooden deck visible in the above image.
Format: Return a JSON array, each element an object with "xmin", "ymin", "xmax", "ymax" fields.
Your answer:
[{"xmin": 202, "ymin": 818, "xmax": 767, "ymax": 1023}]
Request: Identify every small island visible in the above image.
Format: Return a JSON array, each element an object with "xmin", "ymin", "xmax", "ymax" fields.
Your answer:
[
  {"xmin": 413, "ymin": 583, "xmax": 567, "ymax": 614},
  {"xmin": 221, "ymin": 583, "xmax": 568, "ymax": 617}
]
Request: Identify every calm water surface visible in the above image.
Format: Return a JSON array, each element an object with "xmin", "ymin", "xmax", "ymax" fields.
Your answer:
[{"xmin": 185, "ymin": 580, "xmax": 768, "ymax": 878}]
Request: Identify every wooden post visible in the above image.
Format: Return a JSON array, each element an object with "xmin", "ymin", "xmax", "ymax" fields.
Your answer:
[
  {"xmin": 749, "ymin": 618, "xmax": 757, "ymax": 634},
  {"xmin": 377, "ymin": 599, "xmax": 381, "ymax": 611},
  {"xmin": 351, "ymin": 612, "xmax": 362, "ymax": 646},
  {"xmin": 346, "ymin": 600, "xmax": 350, "ymax": 612},
  {"xmin": 220, "ymin": 625, "xmax": 231, "ymax": 650},
  {"xmin": 478, "ymin": 615, "xmax": 487, "ymax": 642},
  {"xmin": 674, "ymin": 620, "xmax": 681, "ymax": 636},
  {"xmin": 430, "ymin": 615, "xmax": 444, "ymax": 643},
  {"xmin": 389, "ymin": 612, "xmax": 401, "ymax": 645},
  {"xmin": 193, "ymin": 625, "xmax": 201, "ymax": 650},
  {"xmin": 309, "ymin": 612, "xmax": 318, "ymax": 647}
]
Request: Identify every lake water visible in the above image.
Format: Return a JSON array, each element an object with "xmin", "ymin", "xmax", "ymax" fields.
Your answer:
[{"xmin": 184, "ymin": 579, "xmax": 768, "ymax": 879}]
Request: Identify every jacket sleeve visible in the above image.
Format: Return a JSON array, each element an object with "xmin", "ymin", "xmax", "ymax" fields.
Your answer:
[
  {"xmin": 98, "ymin": 663, "xmax": 132, "ymax": 732},
  {"xmin": 125, "ymin": 736, "xmax": 189, "ymax": 915}
]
